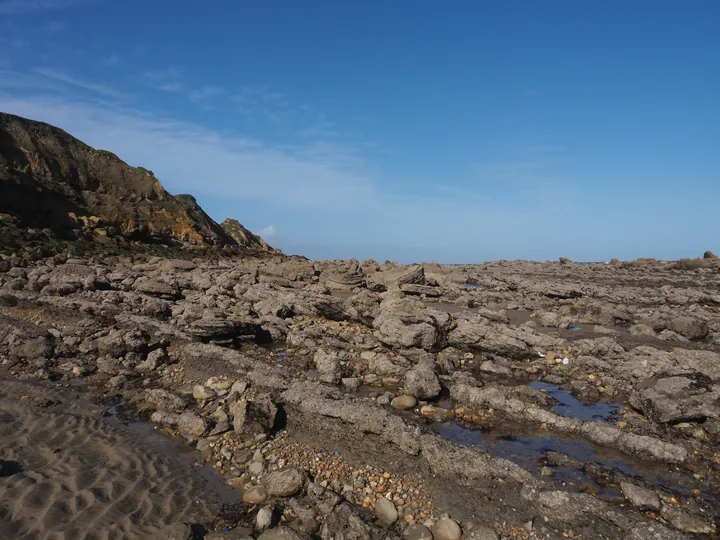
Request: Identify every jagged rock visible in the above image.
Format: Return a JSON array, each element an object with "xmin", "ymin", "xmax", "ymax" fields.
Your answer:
[
  {"xmin": 324, "ymin": 259, "xmax": 365, "ymax": 290},
  {"xmin": 230, "ymin": 394, "xmax": 278, "ymax": 435},
  {"xmin": 400, "ymin": 283, "xmax": 440, "ymax": 297},
  {"xmin": 185, "ymin": 317, "xmax": 259, "ymax": 343},
  {"xmin": 286, "ymin": 499, "xmax": 319, "ymax": 534},
  {"xmin": 703, "ymin": 250, "xmax": 718, "ymax": 259},
  {"xmin": 660, "ymin": 503, "xmax": 713, "ymax": 534},
  {"xmin": 397, "ymin": 266, "xmax": 425, "ymax": 286},
  {"xmin": 133, "ymin": 277, "xmax": 180, "ymax": 299},
  {"xmin": 620, "ymin": 482, "xmax": 660, "ymax": 510},
  {"xmin": 373, "ymin": 296, "xmax": 451, "ymax": 351},
  {"xmin": 221, "ymin": 218, "xmax": 275, "ymax": 251},
  {"xmin": 629, "ymin": 375, "xmax": 720, "ymax": 423},
  {"xmin": 669, "ymin": 316, "xmax": 709, "ymax": 340},
  {"xmin": 320, "ymin": 503, "xmax": 396, "ymax": 540}
]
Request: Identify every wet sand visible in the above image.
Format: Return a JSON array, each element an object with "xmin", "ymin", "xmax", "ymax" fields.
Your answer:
[{"xmin": 0, "ymin": 376, "xmax": 231, "ymax": 540}]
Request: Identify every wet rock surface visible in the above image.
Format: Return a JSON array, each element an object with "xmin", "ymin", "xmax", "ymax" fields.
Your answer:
[{"xmin": 1, "ymin": 249, "xmax": 720, "ymax": 539}]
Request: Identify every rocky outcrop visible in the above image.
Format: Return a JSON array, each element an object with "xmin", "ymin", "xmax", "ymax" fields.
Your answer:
[
  {"xmin": 221, "ymin": 218, "xmax": 275, "ymax": 251},
  {"xmin": 0, "ymin": 112, "xmax": 270, "ymax": 251}
]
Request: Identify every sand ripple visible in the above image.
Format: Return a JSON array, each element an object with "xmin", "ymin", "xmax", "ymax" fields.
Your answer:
[{"xmin": 0, "ymin": 377, "xmax": 221, "ymax": 540}]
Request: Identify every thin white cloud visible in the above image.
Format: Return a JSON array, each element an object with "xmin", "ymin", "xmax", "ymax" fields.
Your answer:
[
  {"xmin": 258, "ymin": 226, "xmax": 276, "ymax": 238},
  {"xmin": 100, "ymin": 54, "xmax": 121, "ymax": 66},
  {"xmin": 0, "ymin": 95, "xmax": 376, "ymax": 210},
  {"xmin": 139, "ymin": 68, "xmax": 183, "ymax": 92},
  {"xmin": 189, "ymin": 86, "xmax": 225, "ymax": 108},
  {"xmin": 32, "ymin": 68, "xmax": 125, "ymax": 98}
]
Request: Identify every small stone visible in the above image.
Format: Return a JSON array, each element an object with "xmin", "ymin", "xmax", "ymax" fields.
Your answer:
[
  {"xmin": 256, "ymin": 506, "xmax": 274, "ymax": 530},
  {"xmin": 248, "ymin": 461, "xmax": 265, "ymax": 476},
  {"xmin": 468, "ymin": 526, "xmax": 498, "ymax": 540},
  {"xmin": 391, "ymin": 395, "xmax": 417, "ymax": 410},
  {"xmin": 193, "ymin": 385, "xmax": 215, "ymax": 400},
  {"xmin": 243, "ymin": 485, "xmax": 269, "ymax": 504},
  {"xmin": 432, "ymin": 518, "xmax": 462, "ymax": 540},
  {"xmin": 206, "ymin": 376, "xmax": 233, "ymax": 391},
  {"xmin": 264, "ymin": 468, "xmax": 305, "ymax": 496},
  {"xmin": 404, "ymin": 524, "xmax": 434, "ymax": 540},
  {"xmin": 621, "ymin": 482, "xmax": 661, "ymax": 510},
  {"xmin": 375, "ymin": 497, "xmax": 398, "ymax": 524},
  {"xmin": 540, "ymin": 466, "xmax": 553, "ymax": 477}
]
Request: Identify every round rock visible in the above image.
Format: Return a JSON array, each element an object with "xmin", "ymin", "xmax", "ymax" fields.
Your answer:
[
  {"xmin": 264, "ymin": 467, "xmax": 305, "ymax": 497},
  {"xmin": 242, "ymin": 485, "xmax": 269, "ymax": 504},
  {"xmin": 432, "ymin": 518, "xmax": 462, "ymax": 540},
  {"xmin": 468, "ymin": 527, "xmax": 498, "ymax": 540},
  {"xmin": 391, "ymin": 395, "xmax": 417, "ymax": 410},
  {"xmin": 257, "ymin": 526, "xmax": 305, "ymax": 540},
  {"xmin": 404, "ymin": 524, "xmax": 434, "ymax": 540},
  {"xmin": 375, "ymin": 497, "xmax": 398, "ymax": 524}
]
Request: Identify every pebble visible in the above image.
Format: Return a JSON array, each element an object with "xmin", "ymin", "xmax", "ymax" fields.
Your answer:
[
  {"xmin": 375, "ymin": 497, "xmax": 398, "ymax": 524},
  {"xmin": 242, "ymin": 485, "xmax": 269, "ymax": 504},
  {"xmin": 405, "ymin": 524, "xmax": 434, "ymax": 540},
  {"xmin": 192, "ymin": 384, "xmax": 215, "ymax": 400},
  {"xmin": 256, "ymin": 506, "xmax": 274, "ymax": 530},
  {"xmin": 249, "ymin": 461, "xmax": 265, "ymax": 476},
  {"xmin": 391, "ymin": 395, "xmax": 417, "ymax": 410},
  {"xmin": 432, "ymin": 518, "xmax": 463, "ymax": 540}
]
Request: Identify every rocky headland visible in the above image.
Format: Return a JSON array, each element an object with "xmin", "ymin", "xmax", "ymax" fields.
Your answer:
[{"xmin": 1, "ymin": 113, "xmax": 719, "ymax": 540}]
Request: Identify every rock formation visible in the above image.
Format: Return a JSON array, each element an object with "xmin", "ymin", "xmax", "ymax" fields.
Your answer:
[{"xmin": 0, "ymin": 112, "xmax": 272, "ymax": 252}]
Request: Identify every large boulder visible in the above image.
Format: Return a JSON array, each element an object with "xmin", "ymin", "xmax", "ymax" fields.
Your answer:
[
  {"xmin": 629, "ymin": 375, "xmax": 720, "ymax": 423},
  {"xmin": 669, "ymin": 316, "xmax": 709, "ymax": 340},
  {"xmin": 373, "ymin": 296, "xmax": 451, "ymax": 351}
]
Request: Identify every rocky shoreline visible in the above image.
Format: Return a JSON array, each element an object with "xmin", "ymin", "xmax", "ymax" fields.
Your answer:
[{"xmin": 1, "ymin": 251, "xmax": 719, "ymax": 539}]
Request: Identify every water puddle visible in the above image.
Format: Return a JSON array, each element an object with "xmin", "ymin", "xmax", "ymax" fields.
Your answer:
[
  {"xmin": 104, "ymin": 399, "xmax": 241, "ymax": 505},
  {"xmin": 436, "ymin": 422, "xmax": 628, "ymax": 498},
  {"xmin": 528, "ymin": 381, "xmax": 620, "ymax": 422},
  {"xmin": 463, "ymin": 283, "xmax": 481, "ymax": 289},
  {"xmin": 435, "ymin": 420, "xmax": 720, "ymax": 511}
]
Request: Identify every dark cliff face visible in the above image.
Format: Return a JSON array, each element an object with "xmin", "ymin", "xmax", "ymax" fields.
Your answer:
[{"xmin": 0, "ymin": 112, "xmax": 245, "ymax": 248}]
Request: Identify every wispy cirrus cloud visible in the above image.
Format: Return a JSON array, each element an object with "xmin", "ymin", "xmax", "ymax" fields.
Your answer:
[
  {"xmin": 189, "ymin": 86, "xmax": 225, "ymax": 108},
  {"xmin": 100, "ymin": 54, "xmax": 121, "ymax": 66},
  {"xmin": 139, "ymin": 67, "xmax": 183, "ymax": 92},
  {"xmin": 0, "ymin": 94, "xmax": 376, "ymax": 210},
  {"xmin": 258, "ymin": 225, "xmax": 276, "ymax": 238},
  {"xmin": 31, "ymin": 68, "xmax": 125, "ymax": 98},
  {"xmin": 0, "ymin": 0, "xmax": 98, "ymax": 14}
]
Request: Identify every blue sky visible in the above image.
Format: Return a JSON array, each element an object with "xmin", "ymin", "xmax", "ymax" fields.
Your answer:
[{"xmin": 1, "ymin": 0, "xmax": 718, "ymax": 263}]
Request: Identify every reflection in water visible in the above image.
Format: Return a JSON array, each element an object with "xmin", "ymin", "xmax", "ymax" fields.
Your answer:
[{"xmin": 528, "ymin": 381, "xmax": 620, "ymax": 422}]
